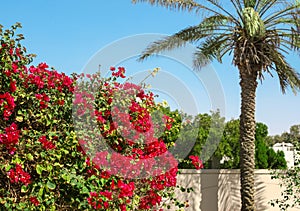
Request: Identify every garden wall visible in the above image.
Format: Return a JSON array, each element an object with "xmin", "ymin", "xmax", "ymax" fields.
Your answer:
[{"xmin": 173, "ymin": 169, "xmax": 300, "ymax": 211}]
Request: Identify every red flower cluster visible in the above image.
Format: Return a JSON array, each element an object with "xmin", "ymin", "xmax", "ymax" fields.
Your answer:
[
  {"xmin": 29, "ymin": 196, "xmax": 39, "ymax": 206},
  {"xmin": 163, "ymin": 115, "xmax": 174, "ymax": 131},
  {"xmin": 24, "ymin": 63, "xmax": 74, "ymax": 92},
  {"xmin": 117, "ymin": 180, "xmax": 135, "ymax": 198},
  {"xmin": 0, "ymin": 122, "xmax": 20, "ymax": 154},
  {"xmin": 0, "ymin": 92, "xmax": 16, "ymax": 120},
  {"xmin": 73, "ymin": 92, "xmax": 95, "ymax": 116},
  {"xmin": 189, "ymin": 155, "xmax": 204, "ymax": 170},
  {"xmin": 110, "ymin": 66, "xmax": 126, "ymax": 78},
  {"xmin": 35, "ymin": 93, "xmax": 50, "ymax": 109},
  {"xmin": 139, "ymin": 190, "xmax": 162, "ymax": 210},
  {"xmin": 87, "ymin": 180, "xmax": 135, "ymax": 210},
  {"xmin": 87, "ymin": 192, "xmax": 109, "ymax": 210},
  {"xmin": 38, "ymin": 136, "xmax": 56, "ymax": 150},
  {"xmin": 7, "ymin": 164, "xmax": 31, "ymax": 186},
  {"xmin": 10, "ymin": 80, "xmax": 17, "ymax": 92},
  {"xmin": 2, "ymin": 60, "xmax": 21, "ymax": 77},
  {"xmin": 150, "ymin": 166, "xmax": 177, "ymax": 191}
]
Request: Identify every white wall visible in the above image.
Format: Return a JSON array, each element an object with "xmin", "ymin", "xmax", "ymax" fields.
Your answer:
[
  {"xmin": 170, "ymin": 169, "xmax": 300, "ymax": 211},
  {"xmin": 273, "ymin": 142, "xmax": 295, "ymax": 168}
]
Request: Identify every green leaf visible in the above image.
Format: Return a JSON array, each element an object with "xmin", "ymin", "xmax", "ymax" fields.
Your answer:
[
  {"xmin": 46, "ymin": 181, "xmax": 56, "ymax": 190},
  {"xmin": 21, "ymin": 185, "xmax": 29, "ymax": 193},
  {"xmin": 16, "ymin": 116, "xmax": 23, "ymax": 122},
  {"xmin": 70, "ymin": 178, "xmax": 77, "ymax": 186},
  {"xmin": 55, "ymin": 154, "xmax": 62, "ymax": 160},
  {"xmin": 46, "ymin": 165, "xmax": 53, "ymax": 172},
  {"xmin": 26, "ymin": 153, "xmax": 34, "ymax": 161},
  {"xmin": 12, "ymin": 157, "xmax": 22, "ymax": 164},
  {"xmin": 81, "ymin": 186, "xmax": 89, "ymax": 194},
  {"xmin": 38, "ymin": 186, "xmax": 44, "ymax": 197},
  {"xmin": 5, "ymin": 164, "xmax": 12, "ymax": 171},
  {"xmin": 40, "ymin": 152, "xmax": 46, "ymax": 158},
  {"xmin": 36, "ymin": 164, "xmax": 43, "ymax": 175}
]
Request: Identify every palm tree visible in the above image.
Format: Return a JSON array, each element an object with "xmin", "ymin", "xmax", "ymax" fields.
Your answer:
[{"xmin": 132, "ymin": 0, "xmax": 300, "ymax": 210}]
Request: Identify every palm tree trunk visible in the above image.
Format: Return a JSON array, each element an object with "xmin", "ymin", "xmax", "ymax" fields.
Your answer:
[{"xmin": 239, "ymin": 69, "xmax": 258, "ymax": 211}]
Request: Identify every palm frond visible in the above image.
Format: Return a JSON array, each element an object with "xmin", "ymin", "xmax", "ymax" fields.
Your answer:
[
  {"xmin": 132, "ymin": 0, "xmax": 214, "ymax": 15},
  {"xmin": 256, "ymin": 0, "xmax": 278, "ymax": 17},
  {"xmin": 277, "ymin": 30, "xmax": 300, "ymax": 51},
  {"xmin": 269, "ymin": 50, "xmax": 300, "ymax": 94},
  {"xmin": 138, "ymin": 14, "xmax": 232, "ymax": 61},
  {"xmin": 230, "ymin": 0, "xmax": 244, "ymax": 21},
  {"xmin": 132, "ymin": 0, "xmax": 197, "ymax": 11},
  {"xmin": 193, "ymin": 34, "xmax": 233, "ymax": 68},
  {"xmin": 264, "ymin": 1, "xmax": 300, "ymax": 25},
  {"xmin": 132, "ymin": 0, "xmax": 240, "ymax": 20},
  {"xmin": 206, "ymin": 0, "xmax": 241, "ymax": 26}
]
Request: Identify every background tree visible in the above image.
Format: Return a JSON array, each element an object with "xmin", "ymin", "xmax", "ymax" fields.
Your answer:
[
  {"xmin": 269, "ymin": 124, "xmax": 300, "ymax": 145},
  {"xmin": 132, "ymin": 1, "xmax": 300, "ymax": 210},
  {"xmin": 255, "ymin": 123, "xmax": 269, "ymax": 169},
  {"xmin": 219, "ymin": 119, "xmax": 241, "ymax": 169},
  {"xmin": 178, "ymin": 116, "xmax": 287, "ymax": 169},
  {"xmin": 177, "ymin": 111, "xmax": 225, "ymax": 169}
]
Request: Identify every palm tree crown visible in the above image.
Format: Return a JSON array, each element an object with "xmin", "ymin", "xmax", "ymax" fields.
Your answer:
[{"xmin": 133, "ymin": 0, "xmax": 300, "ymax": 93}]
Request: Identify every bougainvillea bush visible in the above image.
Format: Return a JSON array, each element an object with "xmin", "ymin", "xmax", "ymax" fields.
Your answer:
[
  {"xmin": 72, "ymin": 67, "xmax": 190, "ymax": 210},
  {"xmin": 0, "ymin": 23, "xmax": 92, "ymax": 210},
  {"xmin": 0, "ymin": 23, "xmax": 202, "ymax": 210}
]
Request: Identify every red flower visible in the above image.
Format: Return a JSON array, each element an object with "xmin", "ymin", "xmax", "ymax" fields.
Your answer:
[
  {"xmin": 189, "ymin": 155, "xmax": 204, "ymax": 170},
  {"xmin": 7, "ymin": 164, "xmax": 31, "ymax": 186},
  {"xmin": 118, "ymin": 180, "xmax": 135, "ymax": 198},
  {"xmin": 99, "ymin": 191, "xmax": 112, "ymax": 200},
  {"xmin": 57, "ymin": 99, "xmax": 64, "ymax": 105},
  {"xmin": 29, "ymin": 197, "xmax": 39, "ymax": 206},
  {"xmin": 38, "ymin": 136, "xmax": 56, "ymax": 150},
  {"xmin": 0, "ymin": 92, "xmax": 15, "ymax": 120},
  {"xmin": 10, "ymin": 80, "xmax": 17, "ymax": 92},
  {"xmin": 0, "ymin": 122, "xmax": 20, "ymax": 153},
  {"xmin": 100, "ymin": 171, "xmax": 110, "ymax": 179},
  {"xmin": 120, "ymin": 204, "xmax": 127, "ymax": 211},
  {"xmin": 39, "ymin": 101, "xmax": 48, "ymax": 109}
]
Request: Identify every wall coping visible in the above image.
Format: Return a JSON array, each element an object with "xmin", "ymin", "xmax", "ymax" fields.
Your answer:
[{"xmin": 178, "ymin": 169, "xmax": 278, "ymax": 175}]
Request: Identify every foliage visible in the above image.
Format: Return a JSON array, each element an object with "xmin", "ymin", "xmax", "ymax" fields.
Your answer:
[
  {"xmin": 219, "ymin": 119, "xmax": 240, "ymax": 169},
  {"xmin": 177, "ymin": 111, "xmax": 225, "ymax": 169},
  {"xmin": 178, "ymin": 117, "xmax": 287, "ymax": 170},
  {"xmin": 0, "ymin": 23, "xmax": 201, "ymax": 211},
  {"xmin": 269, "ymin": 124, "xmax": 300, "ymax": 146},
  {"xmin": 220, "ymin": 121, "xmax": 287, "ymax": 169},
  {"xmin": 255, "ymin": 123, "xmax": 270, "ymax": 169}
]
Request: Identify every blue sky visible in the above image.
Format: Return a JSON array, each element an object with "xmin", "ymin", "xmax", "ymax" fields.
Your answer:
[{"xmin": 1, "ymin": 0, "xmax": 300, "ymax": 135}]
